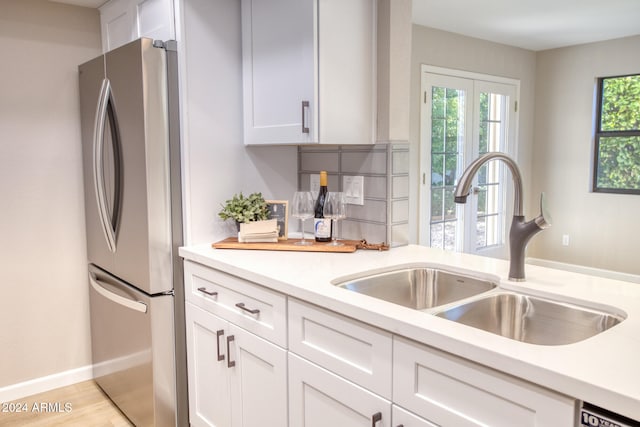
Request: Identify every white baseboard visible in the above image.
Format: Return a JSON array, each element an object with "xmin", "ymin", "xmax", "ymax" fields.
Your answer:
[
  {"xmin": 0, "ymin": 365, "xmax": 93, "ymax": 403},
  {"xmin": 527, "ymin": 258, "xmax": 640, "ymax": 284}
]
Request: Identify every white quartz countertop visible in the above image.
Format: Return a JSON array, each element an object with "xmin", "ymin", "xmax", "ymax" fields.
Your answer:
[{"xmin": 179, "ymin": 243, "xmax": 640, "ymax": 420}]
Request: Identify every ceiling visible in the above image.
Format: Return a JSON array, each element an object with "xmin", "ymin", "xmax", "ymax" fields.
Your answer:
[{"xmin": 413, "ymin": 0, "xmax": 640, "ymax": 51}]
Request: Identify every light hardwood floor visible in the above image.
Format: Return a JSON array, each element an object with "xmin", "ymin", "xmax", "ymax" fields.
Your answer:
[{"xmin": 0, "ymin": 381, "xmax": 133, "ymax": 426}]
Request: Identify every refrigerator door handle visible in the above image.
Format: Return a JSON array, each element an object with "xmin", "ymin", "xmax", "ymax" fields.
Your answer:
[
  {"xmin": 93, "ymin": 78, "xmax": 118, "ymax": 253},
  {"xmin": 89, "ymin": 272, "xmax": 148, "ymax": 314}
]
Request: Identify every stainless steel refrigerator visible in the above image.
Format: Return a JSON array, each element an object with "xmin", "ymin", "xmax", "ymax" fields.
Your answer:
[{"xmin": 78, "ymin": 38, "xmax": 187, "ymax": 426}]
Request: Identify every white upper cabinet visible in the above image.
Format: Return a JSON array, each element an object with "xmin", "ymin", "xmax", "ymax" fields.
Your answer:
[
  {"xmin": 241, "ymin": 0, "xmax": 377, "ymax": 145},
  {"xmin": 100, "ymin": 0, "xmax": 175, "ymax": 52}
]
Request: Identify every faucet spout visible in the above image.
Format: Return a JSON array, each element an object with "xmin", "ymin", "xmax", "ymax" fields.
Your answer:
[
  {"xmin": 454, "ymin": 152, "xmax": 524, "ymax": 216},
  {"xmin": 453, "ymin": 152, "xmax": 550, "ymax": 281}
]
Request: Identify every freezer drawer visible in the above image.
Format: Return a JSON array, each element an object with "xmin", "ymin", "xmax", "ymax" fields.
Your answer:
[{"xmin": 89, "ymin": 264, "xmax": 176, "ymax": 427}]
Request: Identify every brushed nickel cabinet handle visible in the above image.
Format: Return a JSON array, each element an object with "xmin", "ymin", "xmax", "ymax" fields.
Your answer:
[
  {"xmin": 197, "ymin": 287, "xmax": 218, "ymax": 297},
  {"xmin": 227, "ymin": 335, "xmax": 235, "ymax": 368},
  {"xmin": 216, "ymin": 329, "xmax": 225, "ymax": 362},
  {"xmin": 301, "ymin": 100, "xmax": 310, "ymax": 134},
  {"xmin": 371, "ymin": 412, "xmax": 382, "ymax": 426},
  {"xmin": 235, "ymin": 302, "xmax": 260, "ymax": 315}
]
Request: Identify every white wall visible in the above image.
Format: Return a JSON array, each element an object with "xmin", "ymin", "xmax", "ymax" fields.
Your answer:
[
  {"xmin": 529, "ymin": 35, "xmax": 640, "ymax": 274},
  {"xmin": 177, "ymin": 0, "xmax": 297, "ymax": 245},
  {"xmin": 0, "ymin": 1, "xmax": 101, "ymax": 387},
  {"xmin": 409, "ymin": 25, "xmax": 537, "ymax": 243}
]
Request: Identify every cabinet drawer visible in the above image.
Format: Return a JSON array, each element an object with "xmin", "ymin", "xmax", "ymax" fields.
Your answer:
[
  {"xmin": 392, "ymin": 405, "xmax": 437, "ymax": 427},
  {"xmin": 184, "ymin": 261, "xmax": 287, "ymax": 347},
  {"xmin": 288, "ymin": 298, "xmax": 392, "ymax": 399},
  {"xmin": 393, "ymin": 336, "xmax": 576, "ymax": 427}
]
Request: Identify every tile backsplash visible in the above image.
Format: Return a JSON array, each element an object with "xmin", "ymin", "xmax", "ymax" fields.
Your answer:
[{"xmin": 298, "ymin": 143, "xmax": 409, "ymax": 246}]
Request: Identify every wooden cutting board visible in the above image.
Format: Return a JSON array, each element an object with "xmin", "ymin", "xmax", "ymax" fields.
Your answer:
[{"xmin": 212, "ymin": 237, "xmax": 359, "ymax": 253}]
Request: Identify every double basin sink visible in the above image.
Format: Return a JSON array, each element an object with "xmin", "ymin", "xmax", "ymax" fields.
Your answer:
[{"xmin": 334, "ymin": 266, "xmax": 625, "ymax": 345}]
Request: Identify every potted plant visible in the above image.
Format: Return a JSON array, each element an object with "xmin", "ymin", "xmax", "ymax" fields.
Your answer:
[{"xmin": 218, "ymin": 192, "xmax": 270, "ymax": 228}]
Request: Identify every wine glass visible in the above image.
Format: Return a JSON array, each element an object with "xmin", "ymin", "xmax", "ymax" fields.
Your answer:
[
  {"xmin": 323, "ymin": 192, "xmax": 346, "ymax": 246},
  {"xmin": 291, "ymin": 191, "xmax": 314, "ymax": 246}
]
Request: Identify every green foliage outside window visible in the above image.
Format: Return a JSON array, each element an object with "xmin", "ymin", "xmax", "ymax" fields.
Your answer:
[
  {"xmin": 595, "ymin": 74, "xmax": 640, "ymax": 192},
  {"xmin": 431, "ymin": 87, "xmax": 462, "ymax": 222}
]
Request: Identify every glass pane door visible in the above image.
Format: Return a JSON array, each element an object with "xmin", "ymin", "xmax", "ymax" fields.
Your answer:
[
  {"xmin": 467, "ymin": 81, "xmax": 516, "ymax": 258},
  {"xmin": 420, "ymin": 74, "xmax": 473, "ymax": 251},
  {"xmin": 430, "ymin": 86, "xmax": 465, "ymax": 250},
  {"xmin": 420, "ymin": 70, "xmax": 518, "ymax": 259}
]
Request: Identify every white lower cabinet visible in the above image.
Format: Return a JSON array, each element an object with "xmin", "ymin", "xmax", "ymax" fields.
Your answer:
[
  {"xmin": 184, "ymin": 262, "xmax": 577, "ymax": 427},
  {"xmin": 393, "ymin": 336, "xmax": 576, "ymax": 426},
  {"xmin": 185, "ymin": 303, "xmax": 287, "ymax": 427},
  {"xmin": 289, "ymin": 353, "xmax": 391, "ymax": 427}
]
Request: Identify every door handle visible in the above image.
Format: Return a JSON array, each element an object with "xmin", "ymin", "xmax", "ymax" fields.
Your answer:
[
  {"xmin": 301, "ymin": 100, "xmax": 310, "ymax": 134},
  {"xmin": 227, "ymin": 335, "xmax": 235, "ymax": 368},
  {"xmin": 89, "ymin": 272, "xmax": 147, "ymax": 313},
  {"xmin": 216, "ymin": 330, "xmax": 225, "ymax": 361},
  {"xmin": 371, "ymin": 412, "xmax": 382, "ymax": 426},
  {"xmin": 93, "ymin": 78, "xmax": 118, "ymax": 253}
]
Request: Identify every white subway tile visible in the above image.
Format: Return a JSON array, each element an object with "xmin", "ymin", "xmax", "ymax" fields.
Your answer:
[
  {"xmin": 341, "ymin": 220, "xmax": 387, "ymax": 242},
  {"xmin": 300, "ymin": 152, "xmax": 339, "ymax": 172},
  {"xmin": 392, "ymin": 150, "xmax": 409, "ymax": 174},
  {"xmin": 347, "ymin": 200, "xmax": 386, "ymax": 223},
  {"xmin": 342, "ymin": 151, "xmax": 387, "ymax": 174},
  {"xmin": 391, "ymin": 223, "xmax": 409, "ymax": 246},
  {"xmin": 392, "ymin": 176, "xmax": 409, "ymax": 198}
]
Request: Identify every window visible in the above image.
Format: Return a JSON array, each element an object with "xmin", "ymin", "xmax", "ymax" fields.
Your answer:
[{"xmin": 593, "ymin": 74, "xmax": 640, "ymax": 193}]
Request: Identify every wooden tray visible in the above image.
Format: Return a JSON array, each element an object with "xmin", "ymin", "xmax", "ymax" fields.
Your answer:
[{"xmin": 212, "ymin": 237, "xmax": 359, "ymax": 253}]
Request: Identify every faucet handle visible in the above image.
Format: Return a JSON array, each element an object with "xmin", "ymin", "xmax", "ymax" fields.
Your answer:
[{"xmin": 534, "ymin": 192, "xmax": 552, "ymax": 229}]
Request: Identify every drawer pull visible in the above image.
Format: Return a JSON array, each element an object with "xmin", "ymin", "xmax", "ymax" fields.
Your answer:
[
  {"xmin": 301, "ymin": 100, "xmax": 310, "ymax": 134},
  {"xmin": 227, "ymin": 335, "xmax": 235, "ymax": 368},
  {"xmin": 371, "ymin": 412, "xmax": 382, "ymax": 426},
  {"xmin": 235, "ymin": 302, "xmax": 260, "ymax": 315},
  {"xmin": 216, "ymin": 329, "xmax": 225, "ymax": 362},
  {"xmin": 197, "ymin": 287, "xmax": 218, "ymax": 297}
]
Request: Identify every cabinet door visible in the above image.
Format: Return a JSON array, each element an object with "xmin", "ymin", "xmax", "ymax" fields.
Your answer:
[
  {"xmin": 100, "ymin": 0, "xmax": 136, "ymax": 52},
  {"xmin": 318, "ymin": 0, "xmax": 376, "ymax": 145},
  {"xmin": 134, "ymin": 0, "xmax": 175, "ymax": 41},
  {"xmin": 241, "ymin": 0, "xmax": 316, "ymax": 145},
  {"xmin": 185, "ymin": 303, "xmax": 231, "ymax": 427},
  {"xmin": 228, "ymin": 325, "xmax": 288, "ymax": 427},
  {"xmin": 289, "ymin": 353, "xmax": 391, "ymax": 427},
  {"xmin": 100, "ymin": 0, "xmax": 175, "ymax": 53}
]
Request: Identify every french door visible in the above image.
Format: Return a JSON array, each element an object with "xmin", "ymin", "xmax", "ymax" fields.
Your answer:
[{"xmin": 419, "ymin": 67, "xmax": 518, "ymax": 259}]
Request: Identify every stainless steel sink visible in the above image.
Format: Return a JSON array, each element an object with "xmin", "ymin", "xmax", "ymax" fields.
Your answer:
[
  {"xmin": 435, "ymin": 292, "xmax": 625, "ymax": 345},
  {"xmin": 334, "ymin": 267, "xmax": 497, "ymax": 310}
]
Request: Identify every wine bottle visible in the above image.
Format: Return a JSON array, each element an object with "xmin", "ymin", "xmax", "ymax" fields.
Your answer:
[{"xmin": 314, "ymin": 171, "xmax": 331, "ymax": 242}]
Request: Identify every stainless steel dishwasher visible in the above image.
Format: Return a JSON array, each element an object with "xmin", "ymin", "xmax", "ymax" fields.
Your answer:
[{"xmin": 579, "ymin": 403, "xmax": 640, "ymax": 427}]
